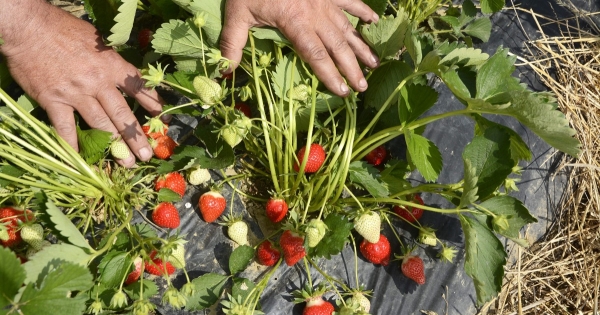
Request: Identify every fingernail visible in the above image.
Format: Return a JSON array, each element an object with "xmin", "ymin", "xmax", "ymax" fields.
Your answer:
[
  {"xmin": 139, "ymin": 147, "xmax": 153, "ymax": 161},
  {"xmin": 358, "ymin": 78, "xmax": 368, "ymax": 90},
  {"xmin": 340, "ymin": 83, "xmax": 349, "ymax": 95},
  {"xmin": 372, "ymin": 13, "xmax": 379, "ymax": 23},
  {"xmin": 160, "ymin": 114, "xmax": 172, "ymax": 123},
  {"xmin": 371, "ymin": 54, "xmax": 379, "ymax": 67}
]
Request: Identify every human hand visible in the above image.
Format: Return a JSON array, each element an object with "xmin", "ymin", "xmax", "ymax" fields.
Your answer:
[
  {"xmin": 220, "ymin": 0, "xmax": 380, "ymax": 97},
  {"xmin": 0, "ymin": 0, "xmax": 165, "ymax": 167}
]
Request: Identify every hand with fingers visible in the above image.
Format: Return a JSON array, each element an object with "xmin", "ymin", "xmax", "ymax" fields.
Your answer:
[
  {"xmin": 0, "ymin": 0, "xmax": 166, "ymax": 168},
  {"xmin": 220, "ymin": 0, "xmax": 380, "ymax": 97}
]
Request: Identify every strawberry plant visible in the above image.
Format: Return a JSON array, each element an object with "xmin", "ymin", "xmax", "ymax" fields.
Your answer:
[{"xmin": 0, "ymin": 0, "xmax": 582, "ymax": 313}]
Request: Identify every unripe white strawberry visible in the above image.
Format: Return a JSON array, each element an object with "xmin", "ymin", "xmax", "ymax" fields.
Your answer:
[
  {"xmin": 228, "ymin": 220, "xmax": 248, "ymax": 245},
  {"xmin": 346, "ymin": 292, "xmax": 371, "ymax": 313},
  {"xmin": 354, "ymin": 212, "xmax": 381, "ymax": 244},
  {"xmin": 219, "ymin": 125, "xmax": 245, "ymax": 148},
  {"xmin": 306, "ymin": 219, "xmax": 327, "ymax": 248},
  {"xmin": 187, "ymin": 167, "xmax": 212, "ymax": 186},
  {"xmin": 418, "ymin": 227, "xmax": 437, "ymax": 246},
  {"xmin": 168, "ymin": 242, "xmax": 186, "ymax": 269},
  {"xmin": 193, "ymin": 76, "xmax": 222, "ymax": 105},
  {"xmin": 110, "ymin": 141, "xmax": 131, "ymax": 160},
  {"xmin": 21, "ymin": 223, "xmax": 44, "ymax": 250},
  {"xmin": 25, "ymin": 240, "xmax": 51, "ymax": 258}
]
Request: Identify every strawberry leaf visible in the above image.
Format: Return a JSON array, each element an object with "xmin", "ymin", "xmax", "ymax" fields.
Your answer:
[
  {"xmin": 16, "ymin": 260, "xmax": 93, "ymax": 315},
  {"xmin": 152, "ymin": 19, "xmax": 205, "ymax": 58},
  {"xmin": 186, "ymin": 273, "xmax": 228, "ymax": 311},
  {"xmin": 295, "ymin": 91, "xmax": 344, "ymax": 131},
  {"xmin": 480, "ymin": 0, "xmax": 504, "ymax": 14},
  {"xmin": 359, "ymin": 12, "xmax": 410, "ymax": 61},
  {"xmin": 439, "ymin": 47, "xmax": 489, "ymax": 68},
  {"xmin": 165, "ymin": 71, "xmax": 199, "ymax": 100},
  {"xmin": 0, "ymin": 247, "xmax": 25, "ymax": 309},
  {"xmin": 82, "ymin": 0, "xmax": 120, "ymax": 35},
  {"xmin": 460, "ymin": 215, "xmax": 507, "ymax": 305},
  {"xmin": 76, "ymin": 126, "xmax": 112, "ymax": 165},
  {"xmin": 158, "ymin": 188, "xmax": 182, "ymax": 202},
  {"xmin": 312, "ymin": 213, "xmax": 353, "ymax": 259},
  {"xmin": 364, "ymin": 60, "xmax": 413, "ymax": 110},
  {"xmin": 124, "ymin": 280, "xmax": 159, "ymax": 300},
  {"xmin": 232, "ymin": 277, "xmax": 256, "ymax": 303},
  {"xmin": 271, "ymin": 54, "xmax": 305, "ymax": 101},
  {"xmin": 379, "ymin": 159, "xmax": 412, "ymax": 195},
  {"xmin": 462, "ymin": 127, "xmax": 513, "ymax": 200},
  {"xmin": 463, "ymin": 17, "xmax": 492, "ymax": 42},
  {"xmin": 362, "ymin": 0, "xmax": 388, "ymax": 15},
  {"xmin": 106, "ymin": 0, "xmax": 137, "ymax": 46},
  {"xmin": 251, "ymin": 27, "xmax": 290, "ymax": 46},
  {"xmin": 348, "ymin": 161, "xmax": 389, "ymax": 198},
  {"xmin": 229, "ymin": 245, "xmax": 255, "ymax": 275},
  {"xmin": 16, "ymin": 94, "xmax": 37, "ymax": 113},
  {"xmin": 23, "ymin": 244, "xmax": 92, "ymax": 284},
  {"xmin": 473, "ymin": 115, "xmax": 532, "ymax": 162},
  {"xmin": 477, "ymin": 196, "xmax": 537, "ymax": 245},
  {"xmin": 460, "ymin": 159, "xmax": 479, "ymax": 208},
  {"xmin": 98, "ymin": 251, "xmax": 132, "ymax": 288},
  {"xmin": 36, "ymin": 192, "xmax": 92, "ymax": 251},
  {"xmin": 405, "ymin": 130, "xmax": 442, "ymax": 182},
  {"xmin": 398, "ymin": 83, "xmax": 438, "ymax": 124},
  {"xmin": 0, "ymin": 165, "xmax": 26, "ymax": 188}
]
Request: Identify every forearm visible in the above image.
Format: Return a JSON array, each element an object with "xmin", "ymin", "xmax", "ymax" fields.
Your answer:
[{"xmin": 0, "ymin": 0, "xmax": 55, "ymax": 57}]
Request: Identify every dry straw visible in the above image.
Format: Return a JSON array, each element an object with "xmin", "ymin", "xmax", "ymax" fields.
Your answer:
[{"xmin": 482, "ymin": 2, "xmax": 600, "ymax": 314}]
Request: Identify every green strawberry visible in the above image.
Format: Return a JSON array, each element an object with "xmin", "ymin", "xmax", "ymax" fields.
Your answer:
[
  {"xmin": 418, "ymin": 227, "xmax": 437, "ymax": 246},
  {"xmin": 168, "ymin": 242, "xmax": 186, "ymax": 269},
  {"xmin": 193, "ymin": 76, "xmax": 222, "ymax": 105},
  {"xmin": 354, "ymin": 211, "xmax": 381, "ymax": 244},
  {"xmin": 219, "ymin": 125, "xmax": 245, "ymax": 148},
  {"xmin": 21, "ymin": 223, "xmax": 44, "ymax": 250},
  {"xmin": 305, "ymin": 218, "xmax": 327, "ymax": 248},
  {"xmin": 110, "ymin": 141, "xmax": 131, "ymax": 160},
  {"xmin": 187, "ymin": 167, "xmax": 212, "ymax": 186}
]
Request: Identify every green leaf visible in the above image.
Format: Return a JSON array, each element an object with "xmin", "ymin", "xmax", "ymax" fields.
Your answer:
[
  {"xmin": 98, "ymin": 231, "xmax": 131, "ymax": 252},
  {"xmin": 158, "ymin": 188, "xmax": 183, "ymax": 202},
  {"xmin": 271, "ymin": 54, "xmax": 305, "ymax": 101},
  {"xmin": 478, "ymin": 195, "xmax": 537, "ymax": 244},
  {"xmin": 124, "ymin": 280, "xmax": 159, "ymax": 300},
  {"xmin": 133, "ymin": 223, "xmax": 158, "ymax": 239},
  {"xmin": 362, "ymin": 0, "xmax": 388, "ymax": 15},
  {"xmin": 480, "ymin": 0, "xmax": 505, "ymax": 14},
  {"xmin": 460, "ymin": 215, "xmax": 507, "ymax": 305},
  {"xmin": 186, "ymin": 273, "xmax": 228, "ymax": 311},
  {"xmin": 398, "ymin": 83, "xmax": 438, "ymax": 124},
  {"xmin": 348, "ymin": 161, "xmax": 389, "ymax": 198},
  {"xmin": 16, "ymin": 94, "xmax": 37, "ymax": 113},
  {"xmin": 404, "ymin": 28, "xmax": 422, "ymax": 66},
  {"xmin": 83, "ymin": 0, "xmax": 120, "ymax": 35},
  {"xmin": 439, "ymin": 47, "xmax": 489, "ymax": 67},
  {"xmin": 462, "ymin": 127, "xmax": 513, "ymax": 199},
  {"xmin": 188, "ymin": 0, "xmax": 224, "ymax": 46},
  {"xmin": 23, "ymin": 244, "xmax": 92, "ymax": 284},
  {"xmin": 152, "ymin": 19, "xmax": 205, "ymax": 58},
  {"xmin": 463, "ymin": 17, "xmax": 492, "ymax": 42},
  {"xmin": 98, "ymin": 251, "xmax": 132, "ymax": 288},
  {"xmin": 0, "ymin": 247, "xmax": 26, "ymax": 309},
  {"xmin": 379, "ymin": 159, "xmax": 412, "ymax": 195},
  {"xmin": 251, "ymin": 27, "xmax": 290, "ymax": 45},
  {"xmin": 165, "ymin": 71, "xmax": 201, "ymax": 99},
  {"xmin": 0, "ymin": 165, "xmax": 26, "ymax": 188},
  {"xmin": 106, "ymin": 0, "xmax": 137, "ymax": 46},
  {"xmin": 473, "ymin": 115, "xmax": 532, "ymax": 162},
  {"xmin": 36, "ymin": 192, "xmax": 92, "ymax": 251},
  {"xmin": 418, "ymin": 50, "xmax": 441, "ymax": 72},
  {"xmin": 232, "ymin": 277, "xmax": 256, "ymax": 302},
  {"xmin": 146, "ymin": 0, "xmax": 182, "ymax": 20},
  {"xmin": 475, "ymin": 48, "xmax": 516, "ymax": 101},
  {"xmin": 460, "ymin": 159, "xmax": 479, "ymax": 208},
  {"xmin": 359, "ymin": 12, "xmax": 410, "ymax": 60},
  {"xmin": 16, "ymin": 261, "xmax": 93, "ymax": 315},
  {"xmin": 312, "ymin": 213, "xmax": 353, "ymax": 259},
  {"xmin": 405, "ymin": 130, "xmax": 442, "ymax": 182},
  {"xmin": 195, "ymin": 124, "xmax": 236, "ymax": 166},
  {"xmin": 364, "ymin": 60, "xmax": 413, "ymax": 110},
  {"xmin": 229, "ymin": 245, "xmax": 255, "ymax": 275},
  {"xmin": 295, "ymin": 92, "xmax": 345, "ymax": 131},
  {"xmin": 155, "ymin": 143, "xmax": 233, "ymax": 174},
  {"xmin": 76, "ymin": 126, "xmax": 112, "ymax": 165},
  {"xmin": 161, "ymin": 103, "xmax": 204, "ymax": 117}
]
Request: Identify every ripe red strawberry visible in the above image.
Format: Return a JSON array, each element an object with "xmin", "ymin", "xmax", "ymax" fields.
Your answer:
[
  {"xmin": 393, "ymin": 194, "xmax": 424, "ymax": 223},
  {"xmin": 152, "ymin": 202, "xmax": 180, "ymax": 229},
  {"xmin": 256, "ymin": 240, "xmax": 281, "ymax": 266},
  {"xmin": 265, "ymin": 198, "xmax": 288, "ymax": 223},
  {"xmin": 151, "ymin": 135, "xmax": 177, "ymax": 160},
  {"xmin": 359, "ymin": 234, "xmax": 391, "ymax": 266},
  {"xmin": 145, "ymin": 251, "xmax": 176, "ymax": 276},
  {"xmin": 303, "ymin": 297, "xmax": 335, "ymax": 315},
  {"xmin": 198, "ymin": 191, "xmax": 226, "ymax": 223},
  {"xmin": 234, "ymin": 102, "xmax": 252, "ymax": 118},
  {"xmin": 0, "ymin": 207, "xmax": 34, "ymax": 248},
  {"xmin": 138, "ymin": 28, "xmax": 153, "ymax": 50},
  {"xmin": 279, "ymin": 230, "xmax": 306, "ymax": 266},
  {"xmin": 293, "ymin": 143, "xmax": 326, "ymax": 173},
  {"xmin": 142, "ymin": 124, "xmax": 168, "ymax": 140},
  {"xmin": 124, "ymin": 257, "xmax": 143, "ymax": 285},
  {"xmin": 364, "ymin": 145, "xmax": 388, "ymax": 166},
  {"xmin": 155, "ymin": 172, "xmax": 186, "ymax": 198},
  {"xmin": 401, "ymin": 255, "xmax": 426, "ymax": 285}
]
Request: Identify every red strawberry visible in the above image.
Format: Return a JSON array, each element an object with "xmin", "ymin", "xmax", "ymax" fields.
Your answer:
[
  {"xmin": 359, "ymin": 234, "xmax": 391, "ymax": 266},
  {"xmin": 138, "ymin": 28, "xmax": 153, "ymax": 50},
  {"xmin": 393, "ymin": 194, "xmax": 424, "ymax": 223},
  {"xmin": 293, "ymin": 143, "xmax": 326, "ymax": 173},
  {"xmin": 279, "ymin": 230, "xmax": 306, "ymax": 266},
  {"xmin": 155, "ymin": 172, "xmax": 186, "ymax": 198},
  {"xmin": 124, "ymin": 257, "xmax": 143, "ymax": 285},
  {"xmin": 142, "ymin": 124, "xmax": 168, "ymax": 140},
  {"xmin": 151, "ymin": 135, "xmax": 177, "ymax": 160},
  {"xmin": 256, "ymin": 241, "xmax": 281, "ymax": 266},
  {"xmin": 401, "ymin": 255, "xmax": 426, "ymax": 285},
  {"xmin": 0, "ymin": 207, "xmax": 34, "ymax": 248},
  {"xmin": 152, "ymin": 202, "xmax": 180, "ymax": 229},
  {"xmin": 364, "ymin": 145, "xmax": 388, "ymax": 166},
  {"xmin": 265, "ymin": 198, "xmax": 288, "ymax": 223},
  {"xmin": 198, "ymin": 191, "xmax": 226, "ymax": 223},
  {"xmin": 145, "ymin": 251, "xmax": 176, "ymax": 276},
  {"xmin": 303, "ymin": 297, "xmax": 335, "ymax": 315},
  {"xmin": 234, "ymin": 102, "xmax": 252, "ymax": 118}
]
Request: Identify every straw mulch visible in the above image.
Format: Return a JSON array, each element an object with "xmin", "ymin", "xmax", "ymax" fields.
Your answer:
[{"xmin": 481, "ymin": 3, "xmax": 600, "ymax": 314}]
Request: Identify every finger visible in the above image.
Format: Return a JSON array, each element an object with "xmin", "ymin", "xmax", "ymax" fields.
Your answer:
[
  {"xmin": 332, "ymin": 0, "xmax": 379, "ymax": 23},
  {"xmin": 314, "ymin": 18, "xmax": 368, "ymax": 92},
  {"xmin": 45, "ymin": 104, "xmax": 79, "ymax": 151},
  {"xmin": 96, "ymin": 88, "xmax": 153, "ymax": 165},
  {"xmin": 116, "ymin": 63, "xmax": 168, "ymax": 121},
  {"xmin": 328, "ymin": 6, "xmax": 379, "ymax": 69},
  {"xmin": 220, "ymin": 1, "xmax": 254, "ymax": 73}
]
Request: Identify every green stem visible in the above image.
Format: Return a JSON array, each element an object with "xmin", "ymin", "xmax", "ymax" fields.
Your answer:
[{"xmin": 341, "ymin": 197, "xmax": 474, "ymax": 215}]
